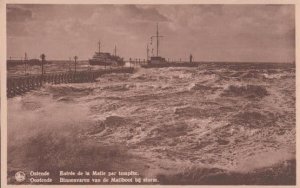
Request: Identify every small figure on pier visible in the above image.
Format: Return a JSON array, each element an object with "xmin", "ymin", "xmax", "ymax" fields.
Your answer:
[
  {"xmin": 69, "ymin": 57, "xmax": 72, "ymax": 72},
  {"xmin": 74, "ymin": 56, "xmax": 78, "ymax": 73},
  {"xmin": 24, "ymin": 52, "xmax": 28, "ymax": 75},
  {"xmin": 190, "ymin": 54, "xmax": 193, "ymax": 63},
  {"xmin": 40, "ymin": 53, "xmax": 46, "ymax": 75}
]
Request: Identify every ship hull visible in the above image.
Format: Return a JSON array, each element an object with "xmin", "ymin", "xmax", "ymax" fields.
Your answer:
[{"xmin": 89, "ymin": 59, "xmax": 125, "ymax": 66}]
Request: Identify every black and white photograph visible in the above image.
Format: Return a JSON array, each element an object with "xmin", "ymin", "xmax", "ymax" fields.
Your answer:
[{"xmin": 5, "ymin": 3, "xmax": 296, "ymax": 185}]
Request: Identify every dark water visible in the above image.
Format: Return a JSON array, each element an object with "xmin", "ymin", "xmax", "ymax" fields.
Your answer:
[{"xmin": 8, "ymin": 62, "xmax": 296, "ymax": 184}]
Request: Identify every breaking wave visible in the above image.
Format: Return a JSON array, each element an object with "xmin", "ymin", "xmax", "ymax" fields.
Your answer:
[
  {"xmin": 221, "ymin": 84, "xmax": 269, "ymax": 99},
  {"xmin": 8, "ymin": 62, "xmax": 295, "ymax": 184}
]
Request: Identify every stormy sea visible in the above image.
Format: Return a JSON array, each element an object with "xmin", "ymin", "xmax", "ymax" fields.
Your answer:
[{"xmin": 7, "ymin": 62, "xmax": 296, "ymax": 185}]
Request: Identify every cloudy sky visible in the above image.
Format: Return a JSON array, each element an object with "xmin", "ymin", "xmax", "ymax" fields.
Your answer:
[{"xmin": 7, "ymin": 4, "xmax": 295, "ymax": 62}]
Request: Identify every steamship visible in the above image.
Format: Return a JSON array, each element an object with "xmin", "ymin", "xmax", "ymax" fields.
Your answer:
[
  {"xmin": 89, "ymin": 41, "xmax": 125, "ymax": 66},
  {"xmin": 142, "ymin": 24, "xmax": 198, "ymax": 68}
]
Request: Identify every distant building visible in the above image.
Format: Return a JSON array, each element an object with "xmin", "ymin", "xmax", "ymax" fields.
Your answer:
[{"xmin": 7, "ymin": 59, "xmax": 50, "ymax": 67}]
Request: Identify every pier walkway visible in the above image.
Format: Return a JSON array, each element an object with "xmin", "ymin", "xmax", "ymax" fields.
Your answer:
[{"xmin": 7, "ymin": 67, "xmax": 134, "ymax": 98}]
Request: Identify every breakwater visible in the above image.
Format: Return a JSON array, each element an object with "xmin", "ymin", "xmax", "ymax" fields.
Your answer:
[{"xmin": 7, "ymin": 67, "xmax": 134, "ymax": 97}]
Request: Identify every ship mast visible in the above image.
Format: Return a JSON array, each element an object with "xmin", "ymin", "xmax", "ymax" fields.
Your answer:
[
  {"xmin": 156, "ymin": 23, "xmax": 159, "ymax": 56},
  {"xmin": 151, "ymin": 23, "xmax": 163, "ymax": 57}
]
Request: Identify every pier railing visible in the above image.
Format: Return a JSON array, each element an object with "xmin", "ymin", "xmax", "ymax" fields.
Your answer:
[{"xmin": 7, "ymin": 67, "xmax": 134, "ymax": 98}]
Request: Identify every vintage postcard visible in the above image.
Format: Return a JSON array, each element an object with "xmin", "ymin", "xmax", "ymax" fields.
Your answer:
[{"xmin": 1, "ymin": 0, "xmax": 298, "ymax": 187}]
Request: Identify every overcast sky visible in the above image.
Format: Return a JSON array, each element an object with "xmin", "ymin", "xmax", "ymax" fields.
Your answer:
[{"xmin": 7, "ymin": 4, "xmax": 295, "ymax": 62}]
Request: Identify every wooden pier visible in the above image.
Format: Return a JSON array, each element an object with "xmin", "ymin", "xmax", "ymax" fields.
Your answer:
[{"xmin": 7, "ymin": 67, "xmax": 134, "ymax": 98}]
